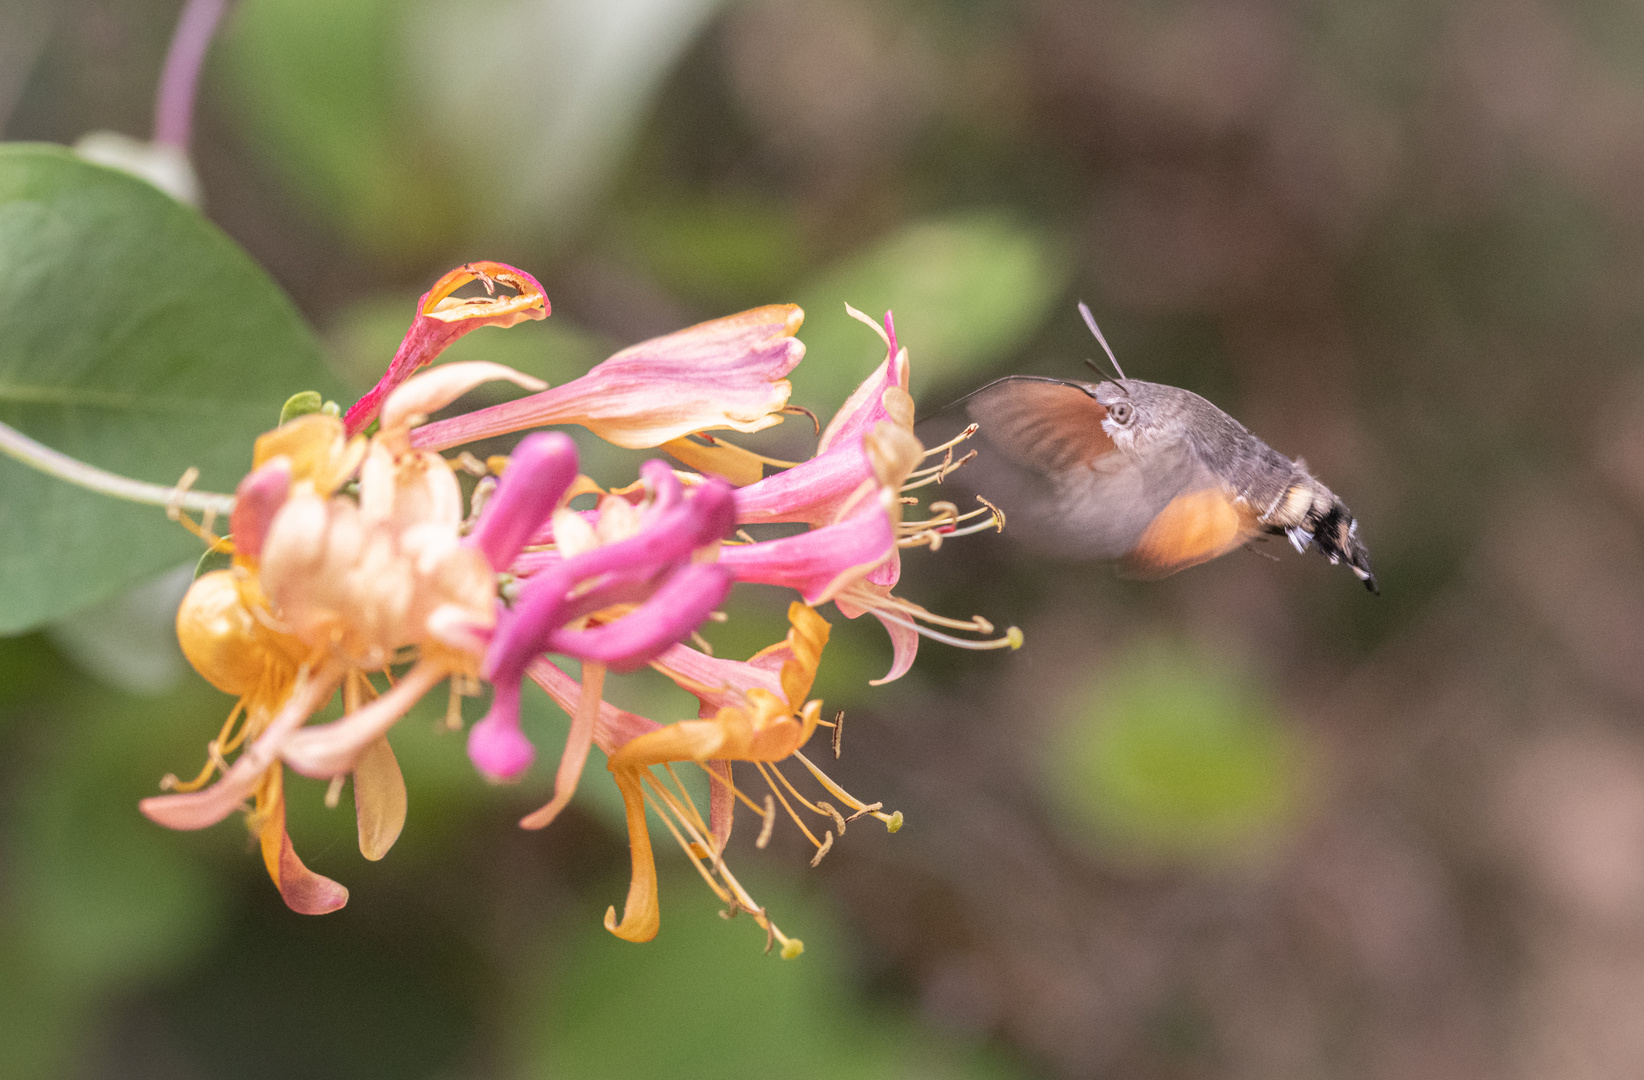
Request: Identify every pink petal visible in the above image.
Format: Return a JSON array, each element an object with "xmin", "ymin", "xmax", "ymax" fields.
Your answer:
[
  {"xmin": 485, "ymin": 478, "xmax": 735, "ymax": 686},
  {"xmin": 411, "ymin": 305, "xmax": 804, "ymax": 451},
  {"xmin": 141, "ymin": 661, "xmax": 345, "ymax": 830},
  {"xmin": 229, "ymin": 458, "xmax": 291, "ymax": 561},
  {"xmin": 280, "ymin": 659, "xmax": 449, "ymax": 779},
  {"xmin": 275, "ymin": 830, "xmax": 350, "ymax": 914},
  {"xmin": 528, "ymin": 658, "xmax": 662, "ymax": 755},
  {"xmin": 816, "ymin": 307, "xmax": 910, "ymax": 455},
  {"xmin": 835, "ymin": 582, "xmax": 921, "ymax": 685},
  {"xmin": 717, "ymin": 500, "xmax": 895, "ymax": 605},
  {"xmin": 546, "ymin": 563, "xmax": 732, "ymax": 672},
  {"xmin": 650, "ymin": 640, "xmax": 787, "ymax": 717},
  {"xmin": 732, "ymin": 438, "xmax": 873, "ymax": 528},
  {"xmin": 379, "ymin": 361, "xmax": 546, "ymax": 444}
]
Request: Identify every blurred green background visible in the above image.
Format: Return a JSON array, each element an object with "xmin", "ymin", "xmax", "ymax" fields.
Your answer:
[{"xmin": 7, "ymin": 0, "xmax": 1644, "ymax": 1076}]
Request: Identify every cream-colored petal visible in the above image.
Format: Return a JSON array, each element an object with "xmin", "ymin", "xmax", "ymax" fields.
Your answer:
[
  {"xmin": 353, "ymin": 735, "xmax": 408, "ymax": 861},
  {"xmin": 379, "ymin": 361, "xmax": 547, "ymax": 448}
]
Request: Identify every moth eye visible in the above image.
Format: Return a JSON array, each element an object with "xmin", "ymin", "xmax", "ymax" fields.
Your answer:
[{"xmin": 1108, "ymin": 401, "xmax": 1134, "ymax": 426}]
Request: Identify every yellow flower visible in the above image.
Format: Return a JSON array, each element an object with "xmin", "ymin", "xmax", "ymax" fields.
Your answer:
[{"xmin": 144, "ymin": 363, "xmax": 542, "ymax": 912}]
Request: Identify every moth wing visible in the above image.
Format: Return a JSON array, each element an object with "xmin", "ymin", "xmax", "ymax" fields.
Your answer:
[
  {"xmin": 965, "ymin": 377, "xmax": 1191, "ymax": 560},
  {"xmin": 965, "ymin": 376, "xmax": 1114, "ymax": 472},
  {"xmin": 1119, "ymin": 485, "xmax": 1260, "ymax": 579}
]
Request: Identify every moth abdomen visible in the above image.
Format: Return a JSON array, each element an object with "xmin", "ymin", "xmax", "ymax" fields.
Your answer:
[{"xmin": 1255, "ymin": 477, "xmax": 1375, "ymax": 593}]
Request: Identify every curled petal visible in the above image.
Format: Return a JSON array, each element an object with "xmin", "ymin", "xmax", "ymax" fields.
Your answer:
[
  {"xmin": 281, "ymin": 659, "xmax": 450, "ymax": 779},
  {"xmin": 413, "ymin": 305, "xmax": 805, "ymax": 451},
  {"xmin": 816, "ymin": 305, "xmax": 912, "ymax": 455},
  {"xmin": 141, "ymin": 661, "xmax": 345, "ymax": 830},
  {"xmin": 344, "ymin": 262, "xmax": 549, "ymax": 435},
  {"xmin": 274, "ymin": 830, "xmax": 350, "ymax": 914},
  {"xmin": 835, "ymin": 581, "xmax": 921, "ymax": 685},
  {"xmin": 256, "ymin": 772, "xmax": 349, "ymax": 915},
  {"xmin": 609, "ymin": 690, "xmax": 815, "ymax": 767},
  {"xmin": 603, "ymin": 765, "xmax": 661, "ymax": 943},
  {"xmin": 466, "ymin": 431, "xmax": 579, "ymax": 571}
]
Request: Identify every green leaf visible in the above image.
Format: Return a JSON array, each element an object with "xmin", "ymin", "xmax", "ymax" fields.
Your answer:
[
  {"xmin": 516, "ymin": 875, "xmax": 1026, "ymax": 1080},
  {"xmin": 220, "ymin": 0, "xmax": 722, "ymax": 257},
  {"xmin": 0, "ymin": 144, "xmax": 345, "ymax": 634},
  {"xmin": 792, "ymin": 214, "xmax": 1072, "ymax": 419},
  {"xmin": 218, "ymin": 0, "xmax": 467, "ymax": 261},
  {"xmin": 1044, "ymin": 641, "xmax": 1303, "ymax": 864}
]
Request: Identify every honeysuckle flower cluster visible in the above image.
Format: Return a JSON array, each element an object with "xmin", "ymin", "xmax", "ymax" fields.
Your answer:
[{"xmin": 148, "ymin": 262, "xmax": 1017, "ymax": 952}]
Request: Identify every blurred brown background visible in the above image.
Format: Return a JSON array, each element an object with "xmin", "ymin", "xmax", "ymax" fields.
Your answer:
[{"xmin": 5, "ymin": 0, "xmax": 1644, "ymax": 1077}]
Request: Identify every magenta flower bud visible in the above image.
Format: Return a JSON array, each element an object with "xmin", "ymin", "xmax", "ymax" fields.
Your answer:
[
  {"xmin": 467, "ymin": 431, "xmax": 578, "ymax": 571},
  {"xmin": 466, "ymin": 681, "xmax": 536, "ymax": 781}
]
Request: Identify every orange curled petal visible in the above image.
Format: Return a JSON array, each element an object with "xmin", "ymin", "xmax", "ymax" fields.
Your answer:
[
  {"xmin": 603, "ymin": 765, "xmax": 661, "ymax": 942},
  {"xmin": 256, "ymin": 769, "xmax": 349, "ymax": 915},
  {"xmin": 608, "ymin": 715, "xmax": 739, "ymax": 767},
  {"xmin": 778, "ymin": 602, "xmax": 829, "ymax": 705},
  {"xmin": 420, "ymin": 261, "xmax": 549, "ymax": 327},
  {"xmin": 609, "ymin": 692, "xmax": 809, "ymax": 768},
  {"xmin": 275, "ymin": 831, "xmax": 350, "ymax": 915},
  {"xmin": 660, "ymin": 435, "xmax": 768, "ymax": 487}
]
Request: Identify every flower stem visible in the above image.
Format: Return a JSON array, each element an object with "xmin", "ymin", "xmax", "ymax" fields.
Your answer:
[
  {"xmin": 0, "ymin": 419, "xmax": 235, "ymax": 514},
  {"xmin": 153, "ymin": 0, "xmax": 230, "ymax": 150}
]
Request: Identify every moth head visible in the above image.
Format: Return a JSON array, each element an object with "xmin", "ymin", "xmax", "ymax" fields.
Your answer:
[{"xmin": 1093, "ymin": 380, "xmax": 1150, "ymax": 447}]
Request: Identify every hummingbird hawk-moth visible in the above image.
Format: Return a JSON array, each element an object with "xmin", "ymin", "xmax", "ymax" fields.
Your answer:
[{"xmin": 964, "ymin": 306, "xmax": 1376, "ymax": 592}]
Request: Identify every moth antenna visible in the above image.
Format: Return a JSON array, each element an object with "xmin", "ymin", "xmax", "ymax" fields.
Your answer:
[{"xmin": 1077, "ymin": 301, "xmax": 1127, "ymax": 381}]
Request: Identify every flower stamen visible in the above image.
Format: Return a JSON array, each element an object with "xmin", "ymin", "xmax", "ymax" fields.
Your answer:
[
  {"xmin": 792, "ymin": 749, "xmax": 902, "ymax": 832},
  {"xmin": 638, "ymin": 770, "xmax": 802, "ymax": 956},
  {"xmin": 868, "ymin": 606, "xmax": 1023, "ymax": 652},
  {"xmin": 754, "ymin": 761, "xmax": 827, "ymax": 849}
]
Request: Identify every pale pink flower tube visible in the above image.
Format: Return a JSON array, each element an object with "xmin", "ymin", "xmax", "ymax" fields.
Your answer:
[{"xmin": 412, "ymin": 305, "xmax": 804, "ymax": 451}]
